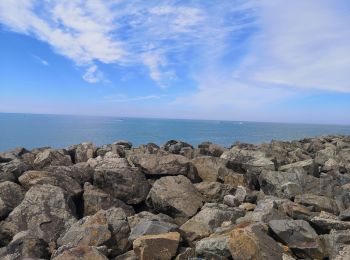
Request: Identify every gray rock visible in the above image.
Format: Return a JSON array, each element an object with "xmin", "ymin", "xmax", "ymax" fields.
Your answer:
[
  {"xmin": 94, "ymin": 165, "xmax": 149, "ymax": 204},
  {"xmin": 180, "ymin": 203, "xmax": 244, "ymax": 242},
  {"xmin": 114, "ymin": 250, "xmax": 138, "ymax": 260},
  {"xmin": 278, "ymin": 159, "xmax": 317, "ymax": 176},
  {"xmin": 146, "ymin": 175, "xmax": 204, "ymax": 224},
  {"xmin": 311, "ymin": 211, "xmax": 350, "ymax": 233},
  {"xmin": 48, "ymin": 162, "xmax": 94, "ymax": 185},
  {"xmin": 268, "ymin": 219, "xmax": 324, "ymax": 259},
  {"xmin": 18, "ymin": 170, "xmax": 82, "ymax": 198},
  {"xmin": 0, "ymin": 159, "xmax": 31, "ymax": 182},
  {"xmin": 52, "ymin": 245, "xmax": 108, "ymax": 260},
  {"xmin": 223, "ymin": 195, "xmax": 240, "ymax": 207},
  {"xmin": 0, "ymin": 184, "xmax": 77, "ymax": 244},
  {"xmin": 191, "ymin": 156, "xmax": 228, "ymax": 182},
  {"xmin": 198, "ymin": 142, "xmax": 227, "ymax": 157},
  {"xmin": 163, "ymin": 140, "xmax": 193, "ymax": 154},
  {"xmin": 83, "ymin": 183, "xmax": 134, "ymax": 217},
  {"xmin": 74, "ymin": 142, "xmax": 96, "ymax": 163},
  {"xmin": 0, "ymin": 181, "xmax": 24, "ymax": 220},
  {"xmin": 335, "ymin": 245, "xmax": 350, "ymax": 260},
  {"xmin": 127, "ymin": 211, "xmax": 176, "ymax": 230},
  {"xmin": 33, "ymin": 149, "xmax": 72, "ymax": 169},
  {"xmin": 194, "ymin": 182, "xmax": 235, "ymax": 203},
  {"xmin": 339, "ymin": 208, "xmax": 350, "ymax": 221},
  {"xmin": 175, "ymin": 247, "xmax": 195, "ymax": 260},
  {"xmin": 323, "ymin": 229, "xmax": 350, "ymax": 259},
  {"xmin": 129, "ymin": 220, "xmax": 178, "ymax": 242},
  {"xmin": 294, "ymin": 194, "xmax": 339, "ymax": 214},
  {"xmin": 195, "ymin": 232, "xmax": 232, "ymax": 259},
  {"xmin": 0, "ymin": 230, "xmax": 49, "ymax": 260}
]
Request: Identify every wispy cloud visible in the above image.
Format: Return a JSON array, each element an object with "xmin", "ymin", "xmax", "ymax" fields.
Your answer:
[
  {"xmin": 32, "ymin": 55, "xmax": 49, "ymax": 66},
  {"xmin": 82, "ymin": 65, "xmax": 106, "ymax": 84},
  {"xmin": 104, "ymin": 94, "xmax": 162, "ymax": 103}
]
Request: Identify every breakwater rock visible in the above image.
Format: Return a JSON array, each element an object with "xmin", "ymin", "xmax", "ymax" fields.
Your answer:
[{"xmin": 1, "ymin": 135, "xmax": 350, "ymax": 259}]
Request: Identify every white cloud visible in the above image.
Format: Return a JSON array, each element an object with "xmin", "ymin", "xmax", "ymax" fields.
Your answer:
[
  {"xmin": 104, "ymin": 94, "xmax": 161, "ymax": 102},
  {"xmin": 82, "ymin": 65, "xmax": 105, "ymax": 83},
  {"xmin": 32, "ymin": 55, "xmax": 49, "ymax": 66}
]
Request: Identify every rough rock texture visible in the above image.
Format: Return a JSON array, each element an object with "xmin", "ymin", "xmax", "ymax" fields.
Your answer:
[
  {"xmin": 133, "ymin": 232, "xmax": 180, "ymax": 260},
  {"xmin": 1, "ymin": 135, "xmax": 350, "ymax": 259},
  {"xmin": 146, "ymin": 175, "xmax": 204, "ymax": 224}
]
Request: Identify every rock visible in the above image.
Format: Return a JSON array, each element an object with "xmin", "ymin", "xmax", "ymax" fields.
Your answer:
[
  {"xmin": 180, "ymin": 203, "xmax": 244, "ymax": 242},
  {"xmin": 74, "ymin": 142, "xmax": 96, "ymax": 163},
  {"xmin": 83, "ymin": 183, "xmax": 134, "ymax": 216},
  {"xmin": 223, "ymin": 195, "xmax": 240, "ymax": 207},
  {"xmin": 163, "ymin": 140, "xmax": 193, "ymax": 154},
  {"xmin": 335, "ymin": 245, "xmax": 350, "ymax": 260},
  {"xmin": 0, "ymin": 159, "xmax": 31, "ymax": 182},
  {"xmin": 294, "ymin": 194, "xmax": 339, "ymax": 214},
  {"xmin": 0, "ymin": 230, "xmax": 49, "ymax": 260},
  {"xmin": 191, "ymin": 156, "xmax": 228, "ymax": 182},
  {"xmin": 194, "ymin": 182, "xmax": 235, "ymax": 203},
  {"xmin": 133, "ymin": 232, "xmax": 180, "ymax": 260},
  {"xmin": 0, "ymin": 147, "xmax": 28, "ymax": 162},
  {"xmin": 146, "ymin": 175, "xmax": 204, "ymax": 224},
  {"xmin": 0, "ymin": 181, "xmax": 24, "ymax": 219},
  {"xmin": 198, "ymin": 142, "xmax": 227, "ymax": 157},
  {"xmin": 33, "ymin": 149, "xmax": 72, "ymax": 168},
  {"xmin": 48, "ymin": 162, "xmax": 95, "ymax": 185},
  {"xmin": 339, "ymin": 208, "xmax": 350, "ymax": 221},
  {"xmin": 217, "ymin": 167, "xmax": 247, "ymax": 188},
  {"xmin": 127, "ymin": 211, "xmax": 176, "ymax": 230},
  {"xmin": 311, "ymin": 211, "xmax": 350, "ymax": 233},
  {"xmin": 0, "ymin": 184, "xmax": 77, "ymax": 244},
  {"xmin": 114, "ymin": 250, "xmax": 138, "ymax": 260},
  {"xmin": 228, "ymin": 222, "xmax": 284, "ymax": 260},
  {"xmin": 268, "ymin": 219, "xmax": 324, "ymax": 259},
  {"xmin": 239, "ymin": 203, "xmax": 256, "ymax": 211},
  {"xmin": 129, "ymin": 153, "xmax": 197, "ymax": 180},
  {"xmin": 129, "ymin": 220, "xmax": 178, "ymax": 242},
  {"xmin": 89, "ymin": 155, "xmax": 130, "ymax": 169},
  {"xmin": 175, "ymin": 247, "xmax": 195, "ymax": 260},
  {"xmin": 278, "ymin": 159, "xmax": 317, "ymax": 176},
  {"xmin": 58, "ymin": 210, "xmax": 111, "ymax": 247},
  {"xmin": 323, "ymin": 229, "xmax": 350, "ymax": 259},
  {"xmin": 195, "ymin": 232, "xmax": 232, "ymax": 259},
  {"xmin": 18, "ymin": 170, "xmax": 82, "ymax": 198},
  {"xmin": 94, "ymin": 165, "xmax": 149, "ymax": 204},
  {"xmin": 52, "ymin": 245, "xmax": 108, "ymax": 260}
]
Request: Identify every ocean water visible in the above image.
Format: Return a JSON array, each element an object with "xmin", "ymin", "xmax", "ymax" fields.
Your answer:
[{"xmin": 1, "ymin": 113, "xmax": 350, "ymax": 151}]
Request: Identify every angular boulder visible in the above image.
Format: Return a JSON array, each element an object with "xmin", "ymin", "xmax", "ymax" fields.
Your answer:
[
  {"xmin": 146, "ymin": 175, "xmax": 203, "ymax": 224},
  {"xmin": 52, "ymin": 245, "xmax": 108, "ymax": 260},
  {"xmin": 129, "ymin": 220, "xmax": 178, "ymax": 242},
  {"xmin": 294, "ymin": 194, "xmax": 339, "ymax": 214},
  {"xmin": 33, "ymin": 149, "xmax": 72, "ymax": 169},
  {"xmin": 194, "ymin": 181, "xmax": 235, "ymax": 203},
  {"xmin": 191, "ymin": 156, "xmax": 228, "ymax": 182},
  {"xmin": 0, "ymin": 181, "xmax": 24, "ymax": 219}
]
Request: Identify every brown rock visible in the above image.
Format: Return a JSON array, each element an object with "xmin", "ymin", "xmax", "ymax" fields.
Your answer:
[
  {"xmin": 133, "ymin": 232, "xmax": 180, "ymax": 260},
  {"xmin": 52, "ymin": 245, "xmax": 108, "ymax": 260}
]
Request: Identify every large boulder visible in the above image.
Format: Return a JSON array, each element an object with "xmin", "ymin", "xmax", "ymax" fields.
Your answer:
[
  {"xmin": 47, "ymin": 162, "xmax": 94, "ymax": 185},
  {"xmin": 191, "ymin": 156, "xmax": 228, "ymax": 182},
  {"xmin": 83, "ymin": 183, "xmax": 134, "ymax": 216},
  {"xmin": 71, "ymin": 142, "xmax": 96, "ymax": 163},
  {"xmin": 278, "ymin": 159, "xmax": 318, "ymax": 176},
  {"xmin": 228, "ymin": 222, "xmax": 284, "ymax": 260},
  {"xmin": 94, "ymin": 164, "xmax": 149, "ymax": 204},
  {"xmin": 0, "ymin": 184, "xmax": 77, "ymax": 245},
  {"xmin": 310, "ymin": 211, "xmax": 350, "ymax": 233},
  {"xmin": 128, "ymin": 153, "xmax": 197, "ymax": 180},
  {"xmin": 146, "ymin": 175, "xmax": 204, "ymax": 224},
  {"xmin": 268, "ymin": 219, "xmax": 324, "ymax": 259},
  {"xmin": 198, "ymin": 142, "xmax": 227, "ymax": 157},
  {"xmin": 194, "ymin": 182, "xmax": 235, "ymax": 203},
  {"xmin": 18, "ymin": 170, "xmax": 82, "ymax": 198},
  {"xmin": 163, "ymin": 140, "xmax": 193, "ymax": 154},
  {"xmin": 180, "ymin": 203, "xmax": 244, "ymax": 242},
  {"xmin": 33, "ymin": 149, "xmax": 72, "ymax": 169},
  {"xmin": 133, "ymin": 232, "xmax": 180, "ymax": 260},
  {"xmin": 127, "ymin": 211, "xmax": 176, "ymax": 230},
  {"xmin": 0, "ymin": 159, "xmax": 31, "ymax": 182},
  {"xmin": 0, "ymin": 181, "xmax": 24, "ymax": 219},
  {"xmin": 323, "ymin": 230, "xmax": 350, "ymax": 259},
  {"xmin": 195, "ymin": 232, "xmax": 232, "ymax": 259},
  {"xmin": 294, "ymin": 194, "xmax": 339, "ymax": 214},
  {"xmin": 52, "ymin": 245, "xmax": 108, "ymax": 260},
  {"xmin": 129, "ymin": 220, "xmax": 178, "ymax": 242}
]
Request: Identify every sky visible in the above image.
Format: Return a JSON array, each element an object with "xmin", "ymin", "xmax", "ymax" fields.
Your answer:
[{"xmin": 0, "ymin": 0, "xmax": 350, "ymax": 125}]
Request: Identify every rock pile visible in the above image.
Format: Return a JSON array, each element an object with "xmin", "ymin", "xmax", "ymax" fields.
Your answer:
[{"xmin": 0, "ymin": 136, "xmax": 350, "ymax": 259}]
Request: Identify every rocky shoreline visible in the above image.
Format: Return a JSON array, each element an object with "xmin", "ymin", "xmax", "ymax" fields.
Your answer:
[{"xmin": 0, "ymin": 135, "xmax": 350, "ymax": 259}]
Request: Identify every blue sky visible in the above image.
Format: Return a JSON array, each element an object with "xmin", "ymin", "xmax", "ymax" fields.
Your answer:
[{"xmin": 0, "ymin": 0, "xmax": 350, "ymax": 124}]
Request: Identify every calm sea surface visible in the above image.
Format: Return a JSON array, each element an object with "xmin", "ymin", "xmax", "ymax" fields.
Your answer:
[{"xmin": 1, "ymin": 113, "xmax": 350, "ymax": 151}]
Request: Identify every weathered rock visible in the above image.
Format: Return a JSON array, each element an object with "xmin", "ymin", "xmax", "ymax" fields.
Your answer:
[
  {"xmin": 339, "ymin": 208, "xmax": 350, "ymax": 221},
  {"xmin": 223, "ymin": 194, "xmax": 240, "ymax": 207},
  {"xmin": 0, "ymin": 230, "xmax": 50, "ymax": 260},
  {"xmin": 127, "ymin": 211, "xmax": 176, "ymax": 230},
  {"xmin": 163, "ymin": 140, "xmax": 193, "ymax": 154},
  {"xmin": 83, "ymin": 183, "xmax": 134, "ymax": 216},
  {"xmin": 239, "ymin": 202, "xmax": 256, "ymax": 211},
  {"xmin": 52, "ymin": 245, "xmax": 108, "ymax": 260},
  {"xmin": 191, "ymin": 156, "xmax": 228, "ymax": 182},
  {"xmin": 129, "ymin": 220, "xmax": 178, "ymax": 242},
  {"xmin": 129, "ymin": 153, "xmax": 197, "ymax": 180},
  {"xmin": 133, "ymin": 232, "xmax": 180, "ymax": 260},
  {"xmin": 0, "ymin": 159, "xmax": 31, "ymax": 182},
  {"xmin": 114, "ymin": 250, "xmax": 138, "ymax": 260},
  {"xmin": 33, "ymin": 149, "xmax": 72, "ymax": 168},
  {"xmin": 175, "ymin": 247, "xmax": 195, "ymax": 260},
  {"xmin": 228, "ymin": 222, "xmax": 284, "ymax": 260},
  {"xmin": 311, "ymin": 211, "xmax": 350, "ymax": 233},
  {"xmin": 18, "ymin": 170, "xmax": 82, "ymax": 197},
  {"xmin": 180, "ymin": 203, "xmax": 244, "ymax": 242},
  {"xmin": 88, "ymin": 154, "xmax": 130, "ymax": 169},
  {"xmin": 217, "ymin": 167, "xmax": 247, "ymax": 188},
  {"xmin": 194, "ymin": 182, "xmax": 235, "ymax": 203},
  {"xmin": 48, "ymin": 162, "xmax": 95, "ymax": 185},
  {"xmin": 74, "ymin": 142, "xmax": 96, "ymax": 163},
  {"xmin": 278, "ymin": 159, "xmax": 317, "ymax": 176},
  {"xmin": 94, "ymin": 165, "xmax": 149, "ymax": 204},
  {"xmin": 335, "ymin": 245, "xmax": 350, "ymax": 260},
  {"xmin": 0, "ymin": 181, "xmax": 24, "ymax": 219},
  {"xmin": 269, "ymin": 219, "xmax": 324, "ymax": 259},
  {"xmin": 198, "ymin": 142, "xmax": 227, "ymax": 157},
  {"xmin": 0, "ymin": 184, "xmax": 77, "ymax": 244},
  {"xmin": 323, "ymin": 229, "xmax": 350, "ymax": 259},
  {"xmin": 294, "ymin": 194, "xmax": 339, "ymax": 214},
  {"xmin": 58, "ymin": 210, "xmax": 111, "ymax": 247},
  {"xmin": 195, "ymin": 232, "xmax": 232, "ymax": 259},
  {"xmin": 146, "ymin": 175, "xmax": 204, "ymax": 224}
]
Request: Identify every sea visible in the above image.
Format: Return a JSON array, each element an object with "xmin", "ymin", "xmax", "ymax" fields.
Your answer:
[{"xmin": 1, "ymin": 113, "xmax": 350, "ymax": 151}]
